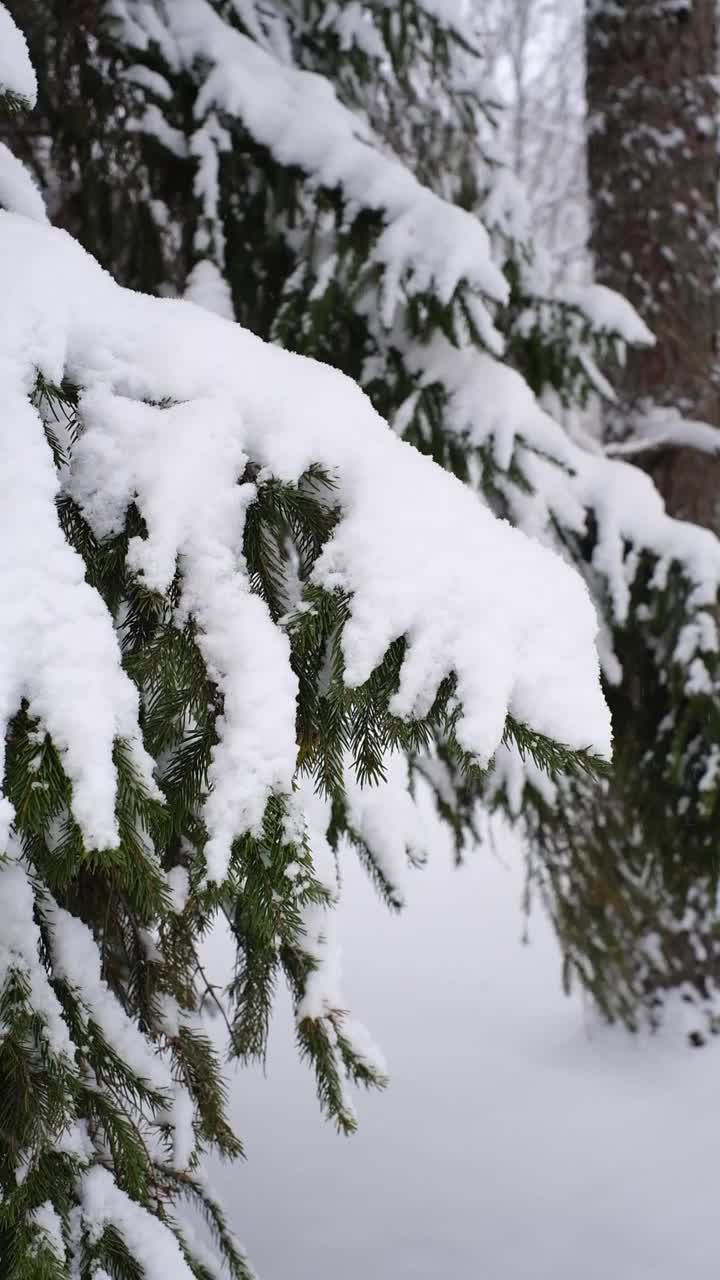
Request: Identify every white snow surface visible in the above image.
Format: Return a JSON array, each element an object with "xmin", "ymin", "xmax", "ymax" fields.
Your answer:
[
  {"xmin": 0, "ymin": 3, "xmax": 37, "ymax": 106},
  {"xmin": 208, "ymin": 822, "xmax": 720, "ymax": 1280},
  {"xmin": 0, "ymin": 211, "xmax": 610, "ymax": 879}
]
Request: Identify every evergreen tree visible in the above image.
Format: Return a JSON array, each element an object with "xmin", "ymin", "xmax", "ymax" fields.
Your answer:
[
  {"xmin": 0, "ymin": 4, "xmax": 612, "ymax": 1275},
  {"xmin": 3, "ymin": 0, "xmax": 720, "ymax": 1269}
]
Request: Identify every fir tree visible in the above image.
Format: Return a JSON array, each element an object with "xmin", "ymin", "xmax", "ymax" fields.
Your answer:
[
  {"xmin": 0, "ymin": 4, "xmax": 613, "ymax": 1275},
  {"xmin": 3, "ymin": 0, "xmax": 720, "ymax": 1269}
]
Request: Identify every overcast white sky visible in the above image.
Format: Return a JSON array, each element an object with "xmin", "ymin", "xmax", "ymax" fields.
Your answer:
[{"xmin": 208, "ymin": 825, "xmax": 720, "ymax": 1280}]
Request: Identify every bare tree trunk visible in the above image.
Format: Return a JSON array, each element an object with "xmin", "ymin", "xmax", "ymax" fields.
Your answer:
[
  {"xmin": 586, "ymin": 2, "xmax": 720, "ymax": 1035},
  {"xmin": 587, "ymin": 0, "xmax": 720, "ymax": 527}
]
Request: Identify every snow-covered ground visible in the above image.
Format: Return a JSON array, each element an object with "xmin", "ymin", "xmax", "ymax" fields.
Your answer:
[{"xmin": 210, "ymin": 825, "xmax": 720, "ymax": 1280}]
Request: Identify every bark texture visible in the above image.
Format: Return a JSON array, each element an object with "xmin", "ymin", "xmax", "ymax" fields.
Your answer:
[{"xmin": 587, "ymin": 0, "xmax": 720, "ymax": 527}]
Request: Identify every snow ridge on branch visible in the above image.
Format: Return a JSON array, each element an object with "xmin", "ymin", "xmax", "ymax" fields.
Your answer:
[{"xmin": 1, "ymin": 210, "xmax": 611, "ymax": 871}]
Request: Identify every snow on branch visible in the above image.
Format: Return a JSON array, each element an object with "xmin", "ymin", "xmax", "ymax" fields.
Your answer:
[
  {"xmin": 0, "ymin": 852, "xmax": 74, "ymax": 1061},
  {"xmin": 0, "ymin": 210, "xmax": 610, "ymax": 877},
  {"xmin": 555, "ymin": 282, "xmax": 655, "ymax": 347},
  {"xmin": 113, "ymin": 0, "xmax": 507, "ymax": 327},
  {"xmin": 80, "ymin": 1166, "xmax": 198, "ymax": 1280},
  {"xmin": 0, "ymin": 141, "xmax": 49, "ymax": 222},
  {"xmin": 416, "ymin": 0, "xmax": 474, "ymax": 31},
  {"xmin": 0, "ymin": 8, "xmax": 47, "ymax": 222},
  {"xmin": 606, "ymin": 405, "xmax": 720, "ymax": 459},
  {"xmin": 0, "ymin": 2, "xmax": 37, "ymax": 109},
  {"xmin": 425, "ymin": 337, "xmax": 720, "ymax": 676}
]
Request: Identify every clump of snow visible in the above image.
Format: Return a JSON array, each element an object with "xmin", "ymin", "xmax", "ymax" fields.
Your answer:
[
  {"xmin": 556, "ymin": 282, "xmax": 655, "ymax": 347},
  {"xmin": 291, "ymin": 781, "xmax": 387, "ymax": 1100},
  {"xmin": 0, "ymin": 3, "xmax": 37, "ymax": 107},
  {"xmin": 0, "ymin": 852, "xmax": 73, "ymax": 1059},
  {"xmin": 31, "ymin": 1201, "xmax": 66, "ymax": 1260},
  {"xmin": 0, "ymin": 340, "xmax": 154, "ymax": 851},
  {"xmin": 0, "ymin": 143, "xmax": 48, "ymax": 222},
  {"xmin": 57, "ymin": 1119, "xmax": 94, "ymax": 1164},
  {"xmin": 127, "ymin": 104, "xmax": 188, "ymax": 159},
  {"xmin": 488, "ymin": 740, "xmax": 558, "ymax": 816},
  {"xmin": 43, "ymin": 891, "xmax": 197, "ymax": 1166},
  {"xmin": 318, "ymin": 3, "xmax": 387, "ymax": 60},
  {"xmin": 166, "ymin": 865, "xmax": 191, "ymax": 914},
  {"xmin": 43, "ymin": 894, "xmax": 172, "ymax": 1094},
  {"xmin": 290, "ymin": 781, "xmax": 343, "ymax": 1022},
  {"xmin": 170, "ymin": 1082, "xmax": 196, "ymax": 1171},
  {"xmin": 123, "ymin": 63, "xmax": 173, "ymax": 101},
  {"xmin": 418, "ymin": 0, "xmax": 471, "ymax": 24},
  {"xmin": 344, "ymin": 752, "xmax": 430, "ymax": 907},
  {"xmin": 606, "ymin": 404, "xmax": 720, "ymax": 458},
  {"xmin": 81, "ymin": 1166, "xmax": 197, "ymax": 1279},
  {"xmin": 186, "ymin": 258, "xmax": 235, "ymax": 319}
]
